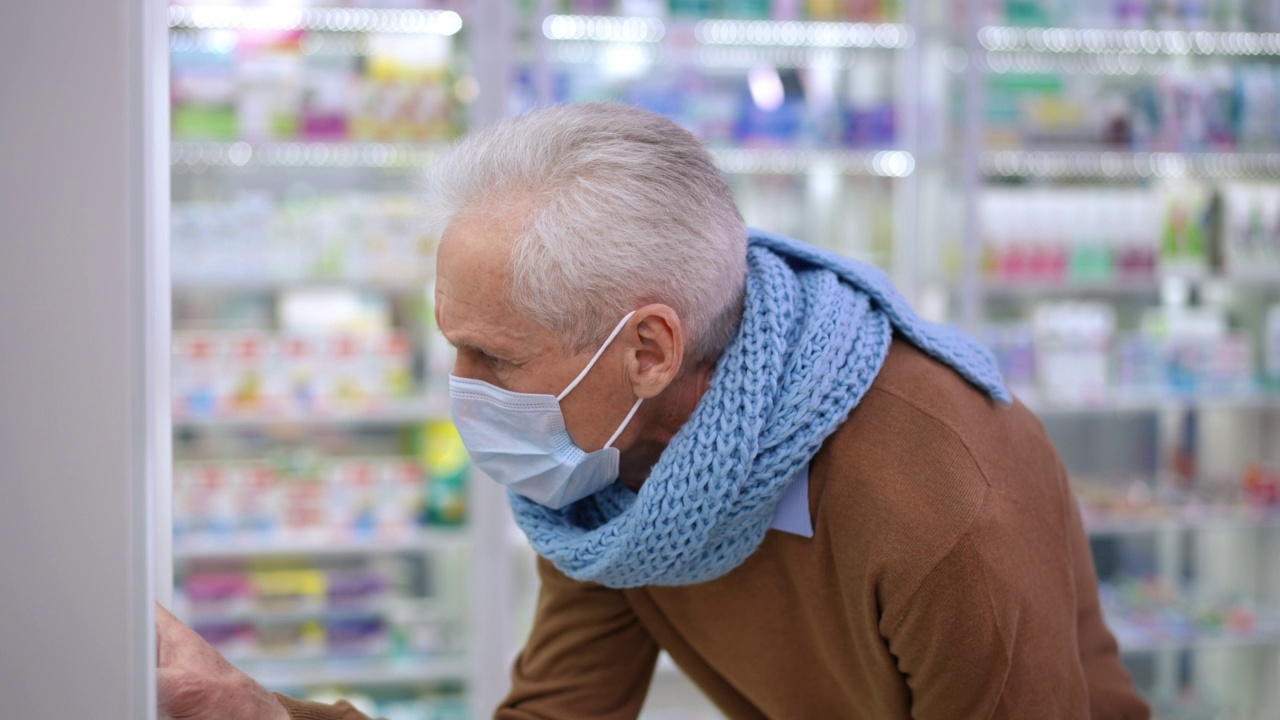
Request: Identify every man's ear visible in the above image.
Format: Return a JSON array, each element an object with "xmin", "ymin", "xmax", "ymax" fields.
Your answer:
[{"xmin": 626, "ymin": 304, "xmax": 684, "ymax": 400}]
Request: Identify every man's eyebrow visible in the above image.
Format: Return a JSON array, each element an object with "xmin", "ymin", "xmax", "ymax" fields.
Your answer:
[{"xmin": 449, "ymin": 336, "xmax": 510, "ymax": 358}]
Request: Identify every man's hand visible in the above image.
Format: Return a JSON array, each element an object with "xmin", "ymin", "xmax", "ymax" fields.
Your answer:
[{"xmin": 157, "ymin": 604, "xmax": 290, "ymax": 720}]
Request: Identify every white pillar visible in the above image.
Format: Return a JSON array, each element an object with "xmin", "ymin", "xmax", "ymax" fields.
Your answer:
[{"xmin": 0, "ymin": 0, "xmax": 169, "ymax": 717}]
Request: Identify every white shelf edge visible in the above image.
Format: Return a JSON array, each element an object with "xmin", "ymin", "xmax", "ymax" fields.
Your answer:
[
  {"xmin": 243, "ymin": 655, "xmax": 469, "ymax": 690},
  {"xmin": 540, "ymin": 15, "xmax": 912, "ymax": 49},
  {"xmin": 168, "ymin": 5, "xmax": 463, "ymax": 36},
  {"xmin": 173, "ymin": 529, "xmax": 466, "ymax": 560},
  {"xmin": 173, "ymin": 279, "xmax": 430, "ymax": 294},
  {"xmin": 1086, "ymin": 515, "xmax": 1280, "ymax": 537},
  {"xmin": 173, "ymin": 398, "xmax": 447, "ymax": 429},
  {"xmin": 981, "ymin": 279, "xmax": 1162, "ymax": 297},
  {"xmin": 978, "ymin": 270, "xmax": 1279, "ymax": 297},
  {"xmin": 541, "ymin": 14, "xmax": 666, "ymax": 43},
  {"xmin": 1022, "ymin": 393, "xmax": 1280, "ymax": 415},
  {"xmin": 693, "ymin": 18, "xmax": 913, "ymax": 49},
  {"xmin": 982, "ymin": 149, "xmax": 1280, "ymax": 180},
  {"xmin": 979, "ymin": 25, "xmax": 1280, "ymax": 57},
  {"xmin": 183, "ymin": 598, "xmax": 445, "ymax": 625},
  {"xmin": 1116, "ymin": 630, "xmax": 1280, "ymax": 654},
  {"xmin": 171, "ymin": 141, "xmax": 444, "ymax": 170},
  {"xmin": 170, "ymin": 142, "xmax": 915, "ymax": 176},
  {"xmin": 709, "ymin": 147, "xmax": 914, "ymax": 176},
  {"xmin": 1217, "ymin": 269, "xmax": 1280, "ymax": 287}
]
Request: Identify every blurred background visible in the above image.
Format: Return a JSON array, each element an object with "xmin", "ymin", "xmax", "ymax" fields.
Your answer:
[{"xmin": 163, "ymin": 0, "xmax": 1280, "ymax": 718}]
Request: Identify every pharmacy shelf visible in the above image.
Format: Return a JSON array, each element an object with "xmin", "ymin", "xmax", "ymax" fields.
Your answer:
[
  {"xmin": 546, "ymin": 37, "xmax": 878, "ymax": 70},
  {"xmin": 982, "ymin": 278, "xmax": 1162, "ymax": 298},
  {"xmin": 172, "ymin": 140, "xmax": 915, "ymax": 177},
  {"xmin": 693, "ymin": 18, "xmax": 912, "ymax": 49},
  {"xmin": 1086, "ymin": 513, "xmax": 1280, "ymax": 537},
  {"xmin": 1116, "ymin": 627, "xmax": 1280, "ymax": 654},
  {"xmin": 540, "ymin": 14, "xmax": 666, "ymax": 43},
  {"xmin": 172, "ymin": 279, "xmax": 430, "ymax": 295},
  {"xmin": 171, "ymin": 141, "xmax": 443, "ymax": 170},
  {"xmin": 174, "ymin": 529, "xmax": 465, "ymax": 561},
  {"xmin": 541, "ymin": 14, "xmax": 912, "ymax": 49},
  {"xmin": 1105, "ymin": 602, "xmax": 1280, "ymax": 654},
  {"xmin": 173, "ymin": 398, "xmax": 447, "ymax": 429},
  {"xmin": 982, "ymin": 150, "xmax": 1280, "ymax": 180},
  {"xmin": 184, "ymin": 596, "xmax": 449, "ymax": 626},
  {"xmin": 243, "ymin": 654, "xmax": 468, "ymax": 690},
  {"xmin": 979, "ymin": 25, "xmax": 1280, "ymax": 57},
  {"xmin": 183, "ymin": 599, "xmax": 443, "ymax": 626},
  {"xmin": 979, "ymin": 271, "xmax": 1278, "ymax": 298},
  {"xmin": 709, "ymin": 148, "xmax": 914, "ymax": 177},
  {"xmin": 1215, "ymin": 269, "xmax": 1280, "ymax": 288},
  {"xmin": 168, "ymin": 5, "xmax": 463, "ymax": 35},
  {"xmin": 982, "ymin": 50, "xmax": 1178, "ymax": 76},
  {"xmin": 540, "ymin": 16, "xmax": 911, "ymax": 72},
  {"xmin": 1022, "ymin": 392, "xmax": 1280, "ymax": 416}
]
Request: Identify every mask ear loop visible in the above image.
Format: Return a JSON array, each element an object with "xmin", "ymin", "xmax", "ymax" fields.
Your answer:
[
  {"xmin": 603, "ymin": 397, "xmax": 643, "ymax": 449},
  {"xmin": 556, "ymin": 310, "xmax": 638, "ymax": 402}
]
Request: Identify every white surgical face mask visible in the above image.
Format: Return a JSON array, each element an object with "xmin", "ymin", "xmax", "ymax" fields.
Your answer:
[{"xmin": 448, "ymin": 311, "xmax": 644, "ymax": 509}]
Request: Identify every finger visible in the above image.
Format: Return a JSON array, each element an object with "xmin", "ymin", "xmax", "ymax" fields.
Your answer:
[
  {"xmin": 156, "ymin": 603, "xmax": 217, "ymax": 669},
  {"xmin": 157, "ymin": 666, "xmax": 199, "ymax": 718},
  {"xmin": 156, "ymin": 603, "xmax": 182, "ymax": 627},
  {"xmin": 156, "ymin": 604, "xmax": 189, "ymax": 668},
  {"xmin": 156, "ymin": 603, "xmax": 175, "ymax": 667}
]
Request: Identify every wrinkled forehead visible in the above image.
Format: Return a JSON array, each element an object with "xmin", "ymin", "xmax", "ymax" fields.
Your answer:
[
  {"xmin": 435, "ymin": 197, "xmax": 530, "ymax": 288},
  {"xmin": 437, "ymin": 214, "xmax": 508, "ymax": 303},
  {"xmin": 434, "ymin": 209, "xmax": 539, "ymax": 345}
]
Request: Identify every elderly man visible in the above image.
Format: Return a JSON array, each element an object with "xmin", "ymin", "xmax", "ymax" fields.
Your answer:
[{"xmin": 158, "ymin": 103, "xmax": 1150, "ymax": 719}]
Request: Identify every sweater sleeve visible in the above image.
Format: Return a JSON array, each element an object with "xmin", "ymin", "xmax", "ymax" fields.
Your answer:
[
  {"xmin": 496, "ymin": 555, "xmax": 660, "ymax": 720},
  {"xmin": 1064, "ymin": 482, "xmax": 1152, "ymax": 719},
  {"xmin": 877, "ymin": 471, "xmax": 1151, "ymax": 720},
  {"xmin": 274, "ymin": 693, "xmax": 379, "ymax": 720}
]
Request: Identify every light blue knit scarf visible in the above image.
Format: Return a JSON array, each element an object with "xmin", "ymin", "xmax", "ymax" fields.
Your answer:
[{"xmin": 509, "ymin": 229, "xmax": 1010, "ymax": 588}]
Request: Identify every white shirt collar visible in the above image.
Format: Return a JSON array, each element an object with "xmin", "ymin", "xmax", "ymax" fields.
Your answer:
[{"xmin": 768, "ymin": 463, "xmax": 813, "ymax": 538}]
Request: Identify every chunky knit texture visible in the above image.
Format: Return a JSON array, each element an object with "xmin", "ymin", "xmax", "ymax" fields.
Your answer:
[{"xmin": 509, "ymin": 230, "xmax": 1010, "ymax": 588}]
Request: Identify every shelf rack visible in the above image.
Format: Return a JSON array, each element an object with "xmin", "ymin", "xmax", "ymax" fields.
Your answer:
[
  {"xmin": 244, "ymin": 655, "xmax": 469, "ymax": 690},
  {"xmin": 709, "ymin": 147, "xmax": 915, "ymax": 177},
  {"xmin": 1021, "ymin": 392, "xmax": 1279, "ymax": 416},
  {"xmin": 981, "ymin": 150, "xmax": 1280, "ymax": 180},
  {"xmin": 172, "ymin": 279, "xmax": 431, "ymax": 294},
  {"xmin": 691, "ymin": 18, "xmax": 913, "ymax": 49},
  {"xmin": 164, "ymin": 2, "xmax": 511, "ymax": 712},
  {"xmin": 982, "ymin": 274, "xmax": 1280, "ymax": 299},
  {"xmin": 539, "ymin": 15, "xmax": 913, "ymax": 49},
  {"xmin": 1114, "ymin": 625, "xmax": 1280, "ymax": 654},
  {"xmin": 171, "ymin": 141, "xmax": 443, "ymax": 170},
  {"xmin": 168, "ymin": 5, "xmax": 463, "ymax": 35},
  {"xmin": 981, "ymin": 278, "xmax": 1163, "ymax": 298},
  {"xmin": 1086, "ymin": 513, "xmax": 1280, "ymax": 537},
  {"xmin": 170, "ymin": 140, "xmax": 916, "ymax": 177},
  {"xmin": 961, "ymin": 12, "xmax": 1280, "ymax": 711},
  {"xmin": 978, "ymin": 25, "xmax": 1280, "ymax": 57},
  {"xmin": 172, "ymin": 397, "xmax": 448, "ymax": 430},
  {"xmin": 173, "ymin": 528, "xmax": 466, "ymax": 562}
]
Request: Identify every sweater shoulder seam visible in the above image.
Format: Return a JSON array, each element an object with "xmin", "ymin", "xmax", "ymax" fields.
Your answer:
[
  {"xmin": 862, "ymin": 382, "xmax": 995, "ymax": 491},
  {"xmin": 856, "ymin": 384, "xmax": 997, "ymax": 638}
]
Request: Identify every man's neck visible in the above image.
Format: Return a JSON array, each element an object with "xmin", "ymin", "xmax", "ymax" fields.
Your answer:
[{"xmin": 616, "ymin": 360, "xmax": 716, "ymax": 491}]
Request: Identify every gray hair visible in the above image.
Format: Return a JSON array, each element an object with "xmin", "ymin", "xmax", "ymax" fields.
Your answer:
[{"xmin": 426, "ymin": 103, "xmax": 747, "ymax": 363}]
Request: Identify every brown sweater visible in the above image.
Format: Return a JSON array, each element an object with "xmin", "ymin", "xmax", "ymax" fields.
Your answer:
[{"xmin": 276, "ymin": 341, "xmax": 1150, "ymax": 720}]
